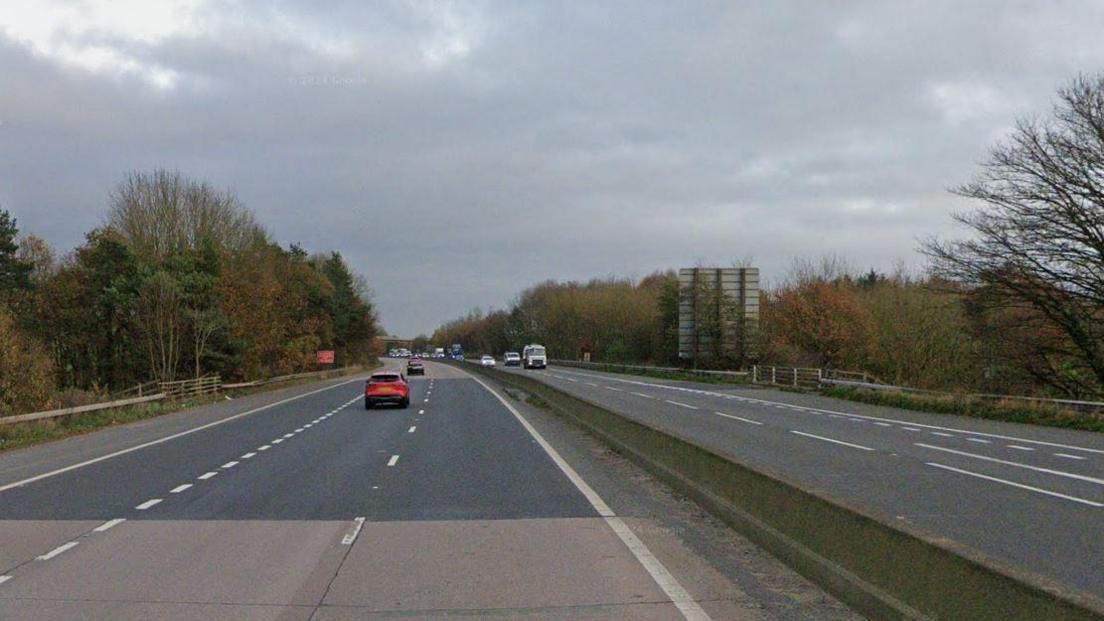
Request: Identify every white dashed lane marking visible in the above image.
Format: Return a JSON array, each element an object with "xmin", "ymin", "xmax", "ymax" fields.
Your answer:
[
  {"xmin": 387, "ymin": 455, "xmax": 400, "ymax": 467},
  {"xmin": 37, "ymin": 542, "xmax": 79, "ymax": 561},
  {"xmin": 170, "ymin": 484, "xmax": 192, "ymax": 494},
  {"xmin": 241, "ymin": 452, "xmax": 256, "ymax": 459},
  {"xmin": 790, "ymin": 430, "xmax": 875, "ymax": 452},
  {"xmin": 664, "ymin": 400, "xmax": 698, "ymax": 410},
  {"xmin": 221, "ymin": 461, "xmax": 239, "ymax": 469},
  {"xmin": 926, "ymin": 462, "xmax": 1103, "ymax": 508},
  {"xmin": 93, "ymin": 518, "xmax": 125, "ymax": 532},
  {"xmin": 198, "ymin": 472, "xmax": 218, "ymax": 480},
  {"xmin": 135, "ymin": 498, "xmax": 162, "ymax": 510}
]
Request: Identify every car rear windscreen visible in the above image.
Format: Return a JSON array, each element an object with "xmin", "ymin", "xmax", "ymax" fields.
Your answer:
[{"xmin": 370, "ymin": 374, "xmax": 401, "ymax": 383}]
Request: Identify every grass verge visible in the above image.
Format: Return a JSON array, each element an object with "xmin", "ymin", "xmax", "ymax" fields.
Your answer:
[
  {"xmin": 0, "ymin": 365, "xmax": 374, "ymax": 454},
  {"xmin": 0, "ymin": 398, "xmax": 212, "ymax": 454},
  {"xmin": 824, "ymin": 386, "xmax": 1104, "ymax": 433}
]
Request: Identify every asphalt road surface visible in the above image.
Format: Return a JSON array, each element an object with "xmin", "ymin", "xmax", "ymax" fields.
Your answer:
[
  {"xmin": 493, "ymin": 363, "xmax": 1104, "ymax": 602},
  {"xmin": 0, "ymin": 361, "xmax": 858, "ymax": 620}
]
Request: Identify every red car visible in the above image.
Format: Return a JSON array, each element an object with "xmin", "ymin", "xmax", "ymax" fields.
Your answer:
[{"xmin": 365, "ymin": 371, "xmax": 410, "ymax": 409}]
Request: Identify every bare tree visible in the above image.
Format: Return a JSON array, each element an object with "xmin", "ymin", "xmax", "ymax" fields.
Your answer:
[
  {"xmin": 107, "ymin": 170, "xmax": 265, "ymax": 262},
  {"xmin": 924, "ymin": 74, "xmax": 1104, "ymax": 396}
]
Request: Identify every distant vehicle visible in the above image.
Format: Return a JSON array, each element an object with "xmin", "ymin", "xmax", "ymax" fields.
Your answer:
[
  {"xmin": 450, "ymin": 343, "xmax": 464, "ymax": 360},
  {"xmin": 480, "ymin": 355, "xmax": 496, "ymax": 367},
  {"xmin": 388, "ymin": 349, "xmax": 398, "ymax": 357},
  {"xmin": 504, "ymin": 352, "xmax": 521, "ymax": 366},
  {"xmin": 434, "ymin": 347, "xmax": 446, "ymax": 358},
  {"xmin": 407, "ymin": 357, "xmax": 425, "ymax": 375},
  {"xmin": 364, "ymin": 371, "xmax": 409, "ymax": 409},
  {"xmin": 522, "ymin": 344, "xmax": 547, "ymax": 369}
]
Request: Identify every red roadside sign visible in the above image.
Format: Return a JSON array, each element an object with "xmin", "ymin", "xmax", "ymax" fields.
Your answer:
[{"xmin": 317, "ymin": 350, "xmax": 335, "ymax": 364}]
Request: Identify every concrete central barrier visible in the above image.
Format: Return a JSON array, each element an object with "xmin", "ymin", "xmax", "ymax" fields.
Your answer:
[{"xmin": 458, "ymin": 362, "xmax": 1104, "ymax": 621}]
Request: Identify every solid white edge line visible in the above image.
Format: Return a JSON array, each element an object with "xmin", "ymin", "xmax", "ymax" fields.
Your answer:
[
  {"xmin": 0, "ymin": 377, "xmax": 366, "ymax": 494},
  {"xmin": 342, "ymin": 516, "xmax": 366, "ymax": 545},
  {"xmin": 916, "ymin": 443, "xmax": 1104, "ymax": 486},
  {"xmin": 458, "ymin": 368, "xmax": 712, "ymax": 621},
  {"xmin": 553, "ymin": 368, "xmax": 1104, "ymax": 455},
  {"xmin": 790, "ymin": 430, "xmax": 875, "ymax": 451},
  {"xmin": 37, "ymin": 541, "xmax": 79, "ymax": 561},
  {"xmin": 135, "ymin": 498, "xmax": 162, "ymax": 510},
  {"xmin": 926, "ymin": 462, "xmax": 1103, "ymax": 507},
  {"xmin": 93, "ymin": 518, "xmax": 125, "ymax": 532},
  {"xmin": 713, "ymin": 411, "xmax": 763, "ymax": 425},
  {"xmin": 170, "ymin": 484, "xmax": 192, "ymax": 494}
]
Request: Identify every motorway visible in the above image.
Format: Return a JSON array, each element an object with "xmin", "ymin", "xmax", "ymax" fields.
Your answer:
[
  {"xmin": 494, "ymin": 363, "xmax": 1104, "ymax": 602},
  {"xmin": 0, "ymin": 361, "xmax": 857, "ymax": 620}
]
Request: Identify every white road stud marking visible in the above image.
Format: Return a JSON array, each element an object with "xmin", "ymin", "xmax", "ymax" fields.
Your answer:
[
  {"xmin": 714, "ymin": 411, "xmax": 763, "ymax": 425},
  {"xmin": 198, "ymin": 472, "xmax": 218, "ymax": 480},
  {"xmin": 135, "ymin": 498, "xmax": 162, "ymax": 510},
  {"xmin": 241, "ymin": 452, "xmax": 256, "ymax": 459},
  {"xmin": 1056, "ymin": 453, "xmax": 1087, "ymax": 460},
  {"xmin": 342, "ymin": 517, "xmax": 366, "ymax": 545},
  {"xmin": 93, "ymin": 518, "xmax": 125, "ymax": 532},
  {"xmin": 916, "ymin": 444, "xmax": 1104, "ymax": 486},
  {"xmin": 665, "ymin": 399, "xmax": 698, "ymax": 410},
  {"xmin": 0, "ymin": 376, "xmax": 367, "ymax": 494},
  {"xmin": 926, "ymin": 462, "xmax": 1103, "ymax": 507},
  {"xmin": 170, "ymin": 484, "xmax": 192, "ymax": 494},
  {"xmin": 37, "ymin": 541, "xmax": 79, "ymax": 561},
  {"xmin": 222, "ymin": 461, "xmax": 239, "ymax": 469},
  {"xmin": 790, "ymin": 430, "xmax": 875, "ymax": 451},
  {"xmin": 387, "ymin": 455, "xmax": 400, "ymax": 466},
  {"xmin": 408, "ymin": 426, "xmax": 416, "ymax": 433},
  {"xmin": 458, "ymin": 368, "xmax": 713, "ymax": 621}
]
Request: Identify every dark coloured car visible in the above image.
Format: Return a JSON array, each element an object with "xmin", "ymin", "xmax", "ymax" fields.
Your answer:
[
  {"xmin": 407, "ymin": 357, "xmax": 425, "ymax": 375},
  {"xmin": 365, "ymin": 372, "xmax": 410, "ymax": 409}
]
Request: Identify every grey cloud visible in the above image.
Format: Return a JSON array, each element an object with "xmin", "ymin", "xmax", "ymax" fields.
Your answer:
[{"xmin": 2, "ymin": 1, "xmax": 1103, "ymax": 335}]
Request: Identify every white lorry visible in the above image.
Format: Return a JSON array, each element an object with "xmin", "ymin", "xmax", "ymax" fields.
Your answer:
[{"xmin": 522, "ymin": 344, "xmax": 547, "ymax": 369}]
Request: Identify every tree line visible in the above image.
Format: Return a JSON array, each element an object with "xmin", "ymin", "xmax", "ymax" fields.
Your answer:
[
  {"xmin": 0, "ymin": 170, "xmax": 381, "ymax": 416},
  {"xmin": 433, "ymin": 74, "xmax": 1104, "ymax": 399}
]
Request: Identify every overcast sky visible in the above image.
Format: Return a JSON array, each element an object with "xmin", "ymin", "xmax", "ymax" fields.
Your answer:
[{"xmin": 2, "ymin": 1, "xmax": 1103, "ymax": 336}]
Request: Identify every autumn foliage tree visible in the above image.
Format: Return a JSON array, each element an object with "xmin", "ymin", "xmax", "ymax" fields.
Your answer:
[{"xmin": 0, "ymin": 171, "xmax": 381, "ymax": 415}]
